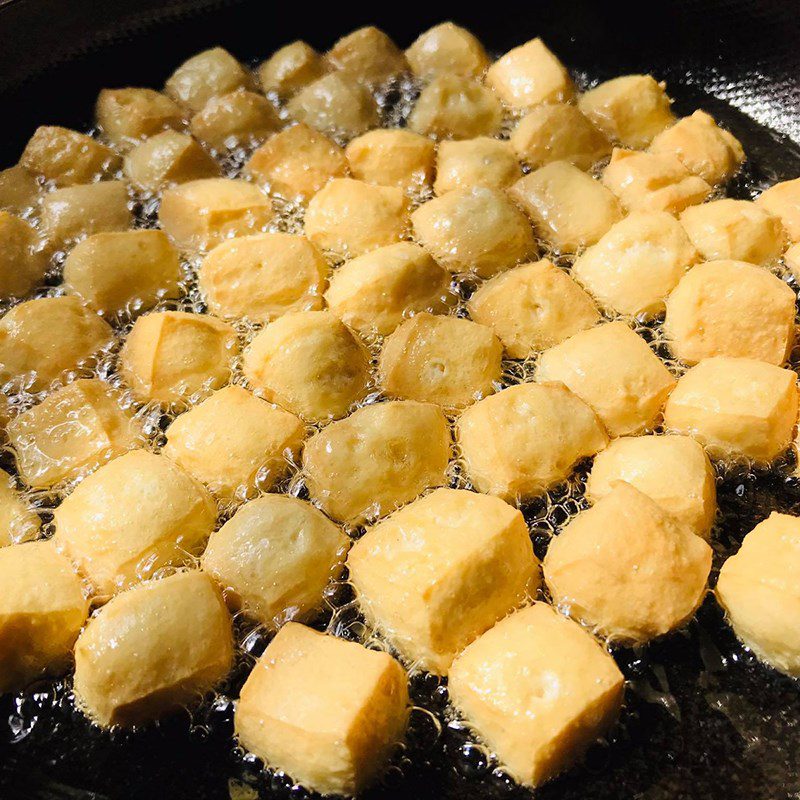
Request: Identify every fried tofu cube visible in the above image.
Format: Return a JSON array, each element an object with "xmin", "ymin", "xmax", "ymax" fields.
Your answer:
[
  {"xmin": 664, "ymin": 260, "xmax": 795, "ymax": 365},
  {"xmin": 379, "ymin": 313, "xmax": 502, "ymax": 408},
  {"xmin": 202, "ymin": 495, "xmax": 348, "ymax": 627},
  {"xmin": 199, "ymin": 232, "xmax": 327, "ymax": 323},
  {"xmin": 544, "ymin": 482, "xmax": 712, "ymax": 642},
  {"xmin": 345, "ymin": 129, "xmax": 435, "ymax": 190},
  {"xmin": 165, "ymin": 46, "xmax": 249, "ymax": 112},
  {"xmin": 326, "ymin": 26, "xmax": 408, "ymax": 86},
  {"xmin": 95, "ymin": 87, "xmax": 185, "ymax": 148},
  {"xmin": 54, "ymin": 450, "xmax": 217, "ymax": 596},
  {"xmin": 785, "ymin": 241, "xmax": 800, "ymax": 280},
  {"xmin": 679, "ymin": 199, "xmax": 785, "ymax": 264},
  {"xmin": 190, "ymin": 88, "xmax": 281, "ymax": 151},
  {"xmin": 245, "ymin": 123, "xmax": 349, "ymax": 201},
  {"xmin": 448, "ymin": 603, "xmax": 624, "ymax": 788},
  {"xmin": 119, "ymin": 310, "xmax": 237, "ymax": 405},
  {"xmin": 434, "ymin": 137, "xmax": 521, "ymax": 195},
  {"xmin": 21, "ymin": 126, "xmax": 120, "ymax": 187},
  {"xmin": 411, "ymin": 186, "xmax": 536, "ymax": 277},
  {"xmin": 324, "ymin": 242, "xmax": 452, "ymax": 336},
  {"xmin": 468, "ymin": 259, "xmax": 600, "ymax": 358},
  {"xmin": 716, "ymin": 512, "xmax": 800, "ymax": 676},
  {"xmin": 0, "ymin": 296, "xmax": 113, "ymax": 392},
  {"xmin": 304, "ymin": 178, "xmax": 408, "ymax": 257},
  {"xmin": 63, "ymin": 229, "xmax": 181, "ymax": 316},
  {"xmin": 586, "ymin": 434, "xmax": 717, "ymax": 538},
  {"xmin": 405, "ymin": 22, "xmax": 489, "ymax": 80},
  {"xmin": 235, "ymin": 623, "xmax": 408, "ymax": 796},
  {"xmin": 0, "ymin": 165, "xmax": 41, "ymax": 214},
  {"xmin": 572, "ymin": 211, "xmax": 699, "ymax": 317},
  {"xmin": 756, "ymin": 177, "xmax": 800, "ymax": 242},
  {"xmin": 302, "ymin": 400, "xmax": 450, "ymax": 524},
  {"xmin": 163, "ymin": 385, "xmax": 304, "ymax": 498},
  {"xmin": 158, "ymin": 178, "xmax": 273, "ymax": 252},
  {"xmin": 0, "ymin": 469, "xmax": 40, "ymax": 547},
  {"xmin": 8, "ymin": 379, "xmax": 141, "ymax": 489},
  {"xmin": 510, "ymin": 103, "xmax": 611, "ymax": 171},
  {"xmin": 243, "ymin": 311, "xmax": 369, "ymax": 422},
  {"xmin": 348, "ymin": 488, "xmax": 537, "ymax": 674},
  {"xmin": 258, "ymin": 41, "xmax": 326, "ymax": 98},
  {"xmin": 408, "ymin": 75, "xmax": 503, "ymax": 140},
  {"xmin": 508, "ymin": 161, "xmax": 623, "ymax": 253},
  {"xmin": 663, "ymin": 356, "xmax": 798, "ymax": 462},
  {"xmin": 537, "ymin": 321, "xmax": 676, "ymax": 437},
  {"xmin": 579, "ymin": 75, "xmax": 675, "ymax": 149},
  {"xmin": 287, "ymin": 72, "xmax": 379, "ymax": 139},
  {"xmin": 602, "ymin": 149, "xmax": 711, "ymax": 214},
  {"xmin": 649, "ymin": 110, "xmax": 745, "ymax": 185},
  {"xmin": 485, "ymin": 38, "xmax": 574, "ymax": 109},
  {"xmin": 0, "ymin": 211, "xmax": 46, "ymax": 299},
  {"xmin": 457, "ymin": 382, "xmax": 608, "ymax": 501},
  {"xmin": 73, "ymin": 571, "xmax": 233, "ymax": 727},
  {"xmin": 0, "ymin": 540, "xmax": 88, "ymax": 693}
]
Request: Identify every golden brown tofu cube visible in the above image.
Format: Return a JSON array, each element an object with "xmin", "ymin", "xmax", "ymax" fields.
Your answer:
[
  {"xmin": 0, "ymin": 211, "xmax": 46, "ymax": 300},
  {"xmin": 0, "ymin": 468, "xmax": 40, "ymax": 547},
  {"xmin": 434, "ymin": 137, "xmax": 521, "ymax": 195},
  {"xmin": 326, "ymin": 26, "xmax": 408, "ymax": 86},
  {"xmin": 258, "ymin": 41, "xmax": 326, "ymax": 98},
  {"xmin": 95, "ymin": 87, "xmax": 185, "ymax": 148},
  {"xmin": 190, "ymin": 88, "xmax": 281, "ymax": 151},
  {"xmin": 405, "ymin": 22, "xmax": 489, "ymax": 80},
  {"xmin": 756, "ymin": 177, "xmax": 800, "ymax": 242},
  {"xmin": 165, "ymin": 47, "xmax": 249, "ymax": 112},
  {"xmin": 345, "ymin": 129, "xmax": 435, "ymax": 190},
  {"xmin": 0, "ymin": 165, "xmax": 41, "ymax": 214},
  {"xmin": 785, "ymin": 242, "xmax": 800, "ymax": 280}
]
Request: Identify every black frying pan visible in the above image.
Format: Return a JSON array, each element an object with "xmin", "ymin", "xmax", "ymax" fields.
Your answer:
[{"xmin": 1, "ymin": 2, "xmax": 799, "ymax": 798}]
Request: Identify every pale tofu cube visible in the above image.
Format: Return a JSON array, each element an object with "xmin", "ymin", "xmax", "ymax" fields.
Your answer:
[
  {"xmin": 405, "ymin": 22, "xmax": 489, "ymax": 80},
  {"xmin": 235, "ymin": 623, "xmax": 408, "ymax": 796},
  {"xmin": 326, "ymin": 26, "xmax": 408, "ymax": 86},
  {"xmin": 199, "ymin": 232, "xmax": 327, "ymax": 323},
  {"xmin": 434, "ymin": 137, "xmax": 521, "ymax": 195},
  {"xmin": 63, "ymin": 229, "xmax": 181, "ymax": 316},
  {"xmin": 510, "ymin": 103, "xmax": 611, "ymax": 171},
  {"xmin": 302, "ymin": 400, "xmax": 450, "ymax": 524},
  {"xmin": 348, "ymin": 488, "xmax": 537, "ymax": 674},
  {"xmin": 0, "ymin": 540, "xmax": 88, "ymax": 693},
  {"xmin": 467, "ymin": 259, "xmax": 600, "ymax": 358},
  {"xmin": 457, "ymin": 382, "xmax": 608, "ymax": 501},
  {"xmin": 20, "ymin": 126, "xmax": 120, "ymax": 187},
  {"xmin": 54, "ymin": 450, "xmax": 217, "ymax": 596},
  {"xmin": 0, "ymin": 165, "xmax": 41, "ymax": 214},
  {"xmin": 304, "ymin": 178, "xmax": 408, "ymax": 257},
  {"xmin": 586, "ymin": 434, "xmax": 716, "ymax": 538},
  {"xmin": 578, "ymin": 75, "xmax": 675, "ymax": 149},
  {"xmin": 544, "ymin": 482, "xmax": 712, "ymax": 642},
  {"xmin": 0, "ymin": 296, "xmax": 113, "ymax": 392},
  {"xmin": 119, "ymin": 310, "xmax": 237, "ymax": 405},
  {"xmin": 0, "ymin": 211, "xmax": 46, "ymax": 299},
  {"xmin": 664, "ymin": 260, "xmax": 795, "ymax": 365},
  {"xmin": 572, "ymin": 211, "xmax": 699, "ymax": 317},
  {"xmin": 716, "ymin": 512, "xmax": 800, "ymax": 676},
  {"xmin": 324, "ymin": 242, "xmax": 452, "ymax": 335},
  {"xmin": 408, "ymin": 75, "xmax": 503, "ymax": 140},
  {"xmin": 8, "ymin": 379, "xmax": 141, "ymax": 489},
  {"xmin": 602, "ymin": 148, "xmax": 711, "ymax": 214},
  {"xmin": 679, "ymin": 198, "xmax": 785, "ymax": 264},
  {"xmin": 158, "ymin": 178, "xmax": 273, "ymax": 252},
  {"xmin": 73, "ymin": 571, "xmax": 233, "ymax": 726},
  {"xmin": 165, "ymin": 47, "xmax": 249, "ymax": 112},
  {"xmin": 448, "ymin": 603, "xmax": 624, "ymax": 788},
  {"xmin": 756, "ymin": 177, "xmax": 800, "ymax": 242},
  {"xmin": 287, "ymin": 72, "xmax": 379, "ymax": 139},
  {"xmin": 243, "ymin": 311, "xmax": 370, "ymax": 423},
  {"xmin": 485, "ymin": 38, "xmax": 574, "ymax": 109},
  {"xmin": 0, "ymin": 468, "xmax": 40, "ymax": 547},
  {"xmin": 537, "ymin": 321, "xmax": 676, "ymax": 437},
  {"xmin": 649, "ymin": 110, "xmax": 745, "ymax": 185},
  {"xmin": 245, "ymin": 123, "xmax": 349, "ymax": 201},
  {"xmin": 257, "ymin": 41, "xmax": 326, "ymax": 98},
  {"xmin": 785, "ymin": 241, "xmax": 800, "ymax": 280},
  {"xmin": 190, "ymin": 88, "xmax": 281, "ymax": 151},
  {"xmin": 379, "ymin": 313, "xmax": 502, "ymax": 408},
  {"xmin": 345, "ymin": 129, "xmax": 435, "ymax": 190},
  {"xmin": 508, "ymin": 161, "xmax": 623, "ymax": 253},
  {"xmin": 95, "ymin": 87, "xmax": 185, "ymax": 148},
  {"xmin": 202, "ymin": 494, "xmax": 348, "ymax": 627},
  {"xmin": 411, "ymin": 186, "xmax": 536, "ymax": 277},
  {"xmin": 663, "ymin": 356, "xmax": 798, "ymax": 462}
]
